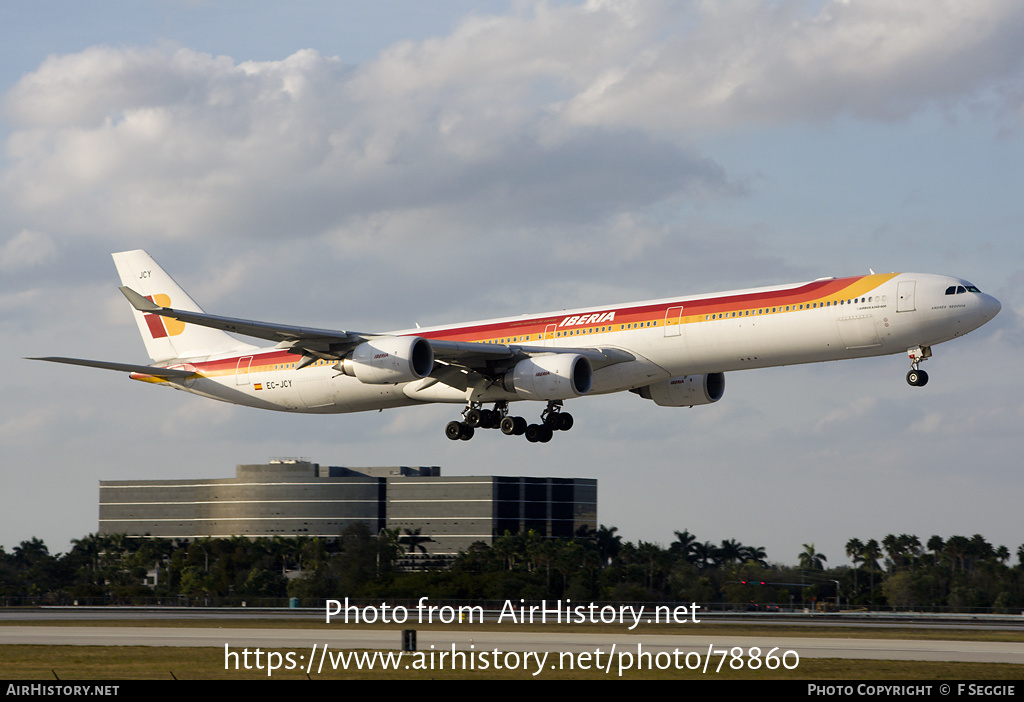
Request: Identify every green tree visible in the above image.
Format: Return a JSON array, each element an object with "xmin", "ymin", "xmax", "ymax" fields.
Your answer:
[
  {"xmin": 845, "ymin": 538, "xmax": 864, "ymax": 592},
  {"xmin": 799, "ymin": 543, "xmax": 827, "ymax": 571}
]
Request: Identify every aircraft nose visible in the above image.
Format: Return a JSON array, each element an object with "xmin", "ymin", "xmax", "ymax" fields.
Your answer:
[
  {"xmin": 978, "ymin": 292, "xmax": 1001, "ymax": 323},
  {"xmin": 984, "ymin": 293, "xmax": 1001, "ymax": 319}
]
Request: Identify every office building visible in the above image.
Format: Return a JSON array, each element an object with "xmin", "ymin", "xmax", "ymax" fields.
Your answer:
[{"xmin": 99, "ymin": 459, "xmax": 597, "ymax": 557}]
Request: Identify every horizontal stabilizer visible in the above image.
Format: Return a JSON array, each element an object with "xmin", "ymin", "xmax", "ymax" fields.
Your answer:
[{"xmin": 28, "ymin": 357, "xmax": 196, "ymax": 379}]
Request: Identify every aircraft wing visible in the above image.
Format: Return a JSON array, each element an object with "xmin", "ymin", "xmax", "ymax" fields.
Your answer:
[
  {"xmin": 119, "ymin": 286, "xmax": 635, "ymax": 374},
  {"xmin": 28, "ymin": 356, "xmax": 196, "ymax": 378}
]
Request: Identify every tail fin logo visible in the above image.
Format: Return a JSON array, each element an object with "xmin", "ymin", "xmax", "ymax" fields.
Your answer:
[{"xmin": 143, "ymin": 294, "xmax": 186, "ymax": 338}]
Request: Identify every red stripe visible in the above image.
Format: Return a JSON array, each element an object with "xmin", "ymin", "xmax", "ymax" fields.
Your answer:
[
  {"xmin": 186, "ymin": 276, "xmax": 880, "ymax": 370},
  {"xmin": 144, "ymin": 313, "xmax": 167, "ymax": 339}
]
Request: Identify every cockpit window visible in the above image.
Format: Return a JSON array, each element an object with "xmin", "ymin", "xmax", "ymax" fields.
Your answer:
[{"xmin": 946, "ymin": 284, "xmax": 981, "ymax": 295}]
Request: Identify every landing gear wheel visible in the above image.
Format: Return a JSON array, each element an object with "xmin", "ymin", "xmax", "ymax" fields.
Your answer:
[
  {"xmin": 525, "ymin": 424, "xmax": 544, "ymax": 443},
  {"xmin": 906, "ymin": 369, "xmax": 929, "ymax": 387},
  {"xmin": 541, "ymin": 411, "xmax": 573, "ymax": 431},
  {"xmin": 445, "ymin": 421, "xmax": 475, "ymax": 440},
  {"xmin": 463, "ymin": 408, "xmax": 483, "ymax": 427},
  {"xmin": 500, "ymin": 416, "xmax": 528, "ymax": 436},
  {"xmin": 480, "ymin": 409, "xmax": 499, "ymax": 428}
]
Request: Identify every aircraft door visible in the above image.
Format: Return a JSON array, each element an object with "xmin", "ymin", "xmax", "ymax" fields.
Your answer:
[
  {"xmin": 664, "ymin": 306, "xmax": 684, "ymax": 337},
  {"xmin": 543, "ymin": 324, "xmax": 557, "ymax": 347},
  {"xmin": 235, "ymin": 356, "xmax": 253, "ymax": 385},
  {"xmin": 897, "ymin": 281, "xmax": 916, "ymax": 313}
]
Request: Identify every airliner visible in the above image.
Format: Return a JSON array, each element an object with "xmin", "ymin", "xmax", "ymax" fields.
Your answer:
[{"xmin": 32, "ymin": 250, "xmax": 1001, "ymax": 443}]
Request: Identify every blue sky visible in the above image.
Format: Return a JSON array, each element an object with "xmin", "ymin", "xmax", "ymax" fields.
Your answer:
[{"xmin": 2, "ymin": 1, "xmax": 1023, "ymax": 568}]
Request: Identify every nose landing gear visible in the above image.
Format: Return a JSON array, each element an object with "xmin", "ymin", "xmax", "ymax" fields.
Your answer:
[{"xmin": 906, "ymin": 346, "xmax": 931, "ymax": 387}]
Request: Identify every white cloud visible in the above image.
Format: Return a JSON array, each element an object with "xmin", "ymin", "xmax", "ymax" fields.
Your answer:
[
  {"xmin": 4, "ymin": 44, "xmax": 724, "ymax": 251},
  {"xmin": 813, "ymin": 395, "xmax": 878, "ymax": 432},
  {"xmin": 0, "ymin": 229, "xmax": 55, "ymax": 271},
  {"xmin": 4, "ymin": 2, "xmax": 1022, "ymax": 257},
  {"xmin": 563, "ymin": 0, "xmax": 1024, "ymax": 130}
]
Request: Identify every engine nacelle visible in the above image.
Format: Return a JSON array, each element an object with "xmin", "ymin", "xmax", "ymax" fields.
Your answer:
[
  {"xmin": 501, "ymin": 354, "xmax": 592, "ymax": 400},
  {"xmin": 340, "ymin": 336, "xmax": 433, "ymax": 385},
  {"xmin": 635, "ymin": 373, "xmax": 725, "ymax": 407}
]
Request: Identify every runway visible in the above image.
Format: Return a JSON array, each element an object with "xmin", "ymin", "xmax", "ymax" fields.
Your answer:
[{"xmin": 2, "ymin": 625, "xmax": 1022, "ymax": 664}]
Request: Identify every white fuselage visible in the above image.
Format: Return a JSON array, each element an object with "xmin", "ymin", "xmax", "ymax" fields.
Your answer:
[{"xmin": 144, "ymin": 271, "xmax": 1000, "ymax": 414}]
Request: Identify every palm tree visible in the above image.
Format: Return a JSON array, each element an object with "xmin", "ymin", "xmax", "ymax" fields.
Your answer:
[
  {"xmin": 740, "ymin": 544, "xmax": 767, "ymax": 567},
  {"xmin": 863, "ymin": 539, "xmax": 881, "ymax": 601},
  {"xmin": 716, "ymin": 539, "xmax": 744, "ymax": 568},
  {"xmin": 898, "ymin": 534, "xmax": 922, "ymax": 570},
  {"xmin": 882, "ymin": 533, "xmax": 900, "ymax": 572},
  {"xmin": 636, "ymin": 540, "xmax": 667, "ymax": 589},
  {"xmin": 845, "ymin": 538, "xmax": 864, "ymax": 591},
  {"xmin": 691, "ymin": 541, "xmax": 716, "ymax": 570},
  {"xmin": 968, "ymin": 534, "xmax": 994, "ymax": 571},
  {"xmin": 670, "ymin": 530, "xmax": 697, "ymax": 563},
  {"xmin": 799, "ymin": 543, "xmax": 827, "ymax": 571},
  {"xmin": 926, "ymin": 535, "xmax": 945, "ymax": 567},
  {"xmin": 70, "ymin": 533, "xmax": 104, "ymax": 584},
  {"xmin": 945, "ymin": 535, "xmax": 970, "ymax": 575},
  {"xmin": 553, "ymin": 541, "xmax": 587, "ymax": 591},
  {"xmin": 595, "ymin": 525, "xmax": 622, "ymax": 567}
]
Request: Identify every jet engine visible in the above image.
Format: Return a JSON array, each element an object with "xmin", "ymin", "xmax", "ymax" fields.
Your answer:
[
  {"xmin": 339, "ymin": 336, "xmax": 434, "ymax": 384},
  {"xmin": 501, "ymin": 354, "xmax": 592, "ymax": 400},
  {"xmin": 634, "ymin": 373, "xmax": 725, "ymax": 407}
]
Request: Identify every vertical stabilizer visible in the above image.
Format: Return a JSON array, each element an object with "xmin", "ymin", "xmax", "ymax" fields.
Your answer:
[{"xmin": 111, "ymin": 250, "xmax": 256, "ymax": 363}]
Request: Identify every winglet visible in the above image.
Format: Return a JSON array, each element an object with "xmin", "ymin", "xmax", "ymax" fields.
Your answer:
[{"xmin": 119, "ymin": 286, "xmax": 162, "ymax": 313}]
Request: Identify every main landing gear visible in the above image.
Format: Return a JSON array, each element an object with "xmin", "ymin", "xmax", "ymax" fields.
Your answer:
[
  {"xmin": 445, "ymin": 401, "xmax": 574, "ymax": 443},
  {"xmin": 906, "ymin": 345, "xmax": 931, "ymax": 387}
]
